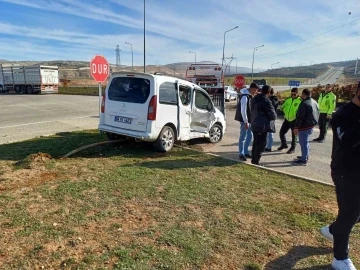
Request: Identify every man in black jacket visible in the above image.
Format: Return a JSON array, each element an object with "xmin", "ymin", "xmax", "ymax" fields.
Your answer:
[
  {"xmin": 293, "ymin": 89, "xmax": 319, "ymax": 165},
  {"xmin": 250, "ymin": 85, "xmax": 277, "ymax": 165},
  {"xmin": 319, "ymin": 82, "xmax": 360, "ymax": 270}
]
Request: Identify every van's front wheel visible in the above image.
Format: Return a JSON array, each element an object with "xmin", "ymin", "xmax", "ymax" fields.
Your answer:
[
  {"xmin": 153, "ymin": 126, "xmax": 175, "ymax": 152},
  {"xmin": 208, "ymin": 124, "xmax": 223, "ymax": 143}
]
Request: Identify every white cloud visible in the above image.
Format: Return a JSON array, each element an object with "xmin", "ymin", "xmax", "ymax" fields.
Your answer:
[{"xmin": 0, "ymin": 0, "xmax": 359, "ymax": 68}]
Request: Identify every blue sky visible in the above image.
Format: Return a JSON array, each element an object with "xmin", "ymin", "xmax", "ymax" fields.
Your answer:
[{"xmin": 0, "ymin": 0, "xmax": 359, "ymax": 69}]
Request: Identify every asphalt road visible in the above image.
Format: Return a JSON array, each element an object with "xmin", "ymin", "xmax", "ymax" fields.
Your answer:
[
  {"xmin": 0, "ymin": 94, "xmax": 334, "ymax": 184},
  {"xmin": 0, "ymin": 94, "xmax": 99, "ymax": 144},
  {"xmin": 272, "ymin": 67, "xmax": 344, "ymax": 92}
]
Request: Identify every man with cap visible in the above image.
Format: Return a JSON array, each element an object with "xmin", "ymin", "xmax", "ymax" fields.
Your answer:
[
  {"xmin": 278, "ymin": 87, "xmax": 302, "ymax": 154},
  {"xmin": 314, "ymin": 84, "xmax": 337, "ymax": 143},
  {"xmin": 235, "ymin": 82, "xmax": 259, "ymax": 161},
  {"xmin": 319, "ymin": 82, "xmax": 360, "ymax": 270}
]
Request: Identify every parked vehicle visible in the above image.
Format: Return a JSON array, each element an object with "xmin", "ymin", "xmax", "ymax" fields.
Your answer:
[
  {"xmin": 98, "ymin": 72, "xmax": 226, "ymax": 152},
  {"xmin": 224, "ymin": 85, "xmax": 237, "ymax": 101},
  {"xmin": 0, "ymin": 64, "xmax": 59, "ymax": 94}
]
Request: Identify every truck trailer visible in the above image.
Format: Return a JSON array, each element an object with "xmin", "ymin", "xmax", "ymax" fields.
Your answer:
[{"xmin": 0, "ymin": 65, "xmax": 59, "ymax": 94}]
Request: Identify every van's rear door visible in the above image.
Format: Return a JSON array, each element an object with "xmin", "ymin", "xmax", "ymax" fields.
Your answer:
[{"xmin": 104, "ymin": 74, "xmax": 153, "ymax": 132}]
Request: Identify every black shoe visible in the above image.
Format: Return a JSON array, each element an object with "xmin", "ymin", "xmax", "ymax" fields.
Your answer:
[
  {"xmin": 277, "ymin": 144, "xmax": 288, "ymax": 151},
  {"xmin": 318, "ymin": 139, "xmax": 325, "ymax": 143},
  {"xmin": 251, "ymin": 160, "xmax": 259, "ymax": 165},
  {"xmin": 239, "ymin": 155, "xmax": 247, "ymax": 161},
  {"xmin": 245, "ymin": 154, "xmax": 252, "ymax": 158},
  {"xmin": 264, "ymin": 148, "xmax": 272, "ymax": 152},
  {"xmin": 287, "ymin": 147, "xmax": 295, "ymax": 154},
  {"xmin": 313, "ymin": 138, "xmax": 321, "ymax": 142},
  {"xmin": 296, "ymin": 156, "xmax": 302, "ymax": 159},
  {"xmin": 293, "ymin": 159, "xmax": 307, "ymax": 165}
]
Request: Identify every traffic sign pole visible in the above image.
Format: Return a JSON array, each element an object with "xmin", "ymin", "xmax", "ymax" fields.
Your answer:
[
  {"xmin": 98, "ymin": 83, "xmax": 102, "ymax": 116},
  {"xmin": 90, "ymin": 55, "xmax": 109, "ymax": 117}
]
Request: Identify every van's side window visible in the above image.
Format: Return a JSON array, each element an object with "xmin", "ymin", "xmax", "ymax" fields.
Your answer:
[
  {"xmin": 179, "ymin": 86, "xmax": 191, "ymax": 105},
  {"xmin": 195, "ymin": 90, "xmax": 212, "ymax": 111},
  {"xmin": 159, "ymin": 82, "xmax": 177, "ymax": 105}
]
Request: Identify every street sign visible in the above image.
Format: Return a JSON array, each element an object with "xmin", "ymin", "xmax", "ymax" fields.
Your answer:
[
  {"xmin": 288, "ymin": 80, "xmax": 301, "ymax": 87},
  {"xmin": 90, "ymin": 55, "xmax": 109, "ymax": 83},
  {"xmin": 234, "ymin": 75, "xmax": 245, "ymax": 88}
]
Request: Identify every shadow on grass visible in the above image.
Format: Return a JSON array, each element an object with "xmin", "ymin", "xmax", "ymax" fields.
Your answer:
[
  {"xmin": 264, "ymin": 246, "xmax": 332, "ymax": 270},
  {"xmin": 0, "ymin": 130, "xmax": 212, "ymax": 162}
]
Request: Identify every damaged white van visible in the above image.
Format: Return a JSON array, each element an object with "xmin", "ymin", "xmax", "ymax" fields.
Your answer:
[{"xmin": 98, "ymin": 72, "xmax": 226, "ymax": 152}]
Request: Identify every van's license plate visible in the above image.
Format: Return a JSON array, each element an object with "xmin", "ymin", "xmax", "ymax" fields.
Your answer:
[{"xmin": 114, "ymin": 116, "xmax": 132, "ymax": 124}]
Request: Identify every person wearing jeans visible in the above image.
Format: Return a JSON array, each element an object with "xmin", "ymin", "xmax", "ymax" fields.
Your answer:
[
  {"xmin": 293, "ymin": 88, "xmax": 319, "ymax": 165},
  {"xmin": 238, "ymin": 122, "xmax": 253, "ymax": 158},
  {"xmin": 297, "ymin": 128, "xmax": 313, "ymax": 161},
  {"xmin": 319, "ymin": 82, "xmax": 360, "ymax": 270},
  {"xmin": 235, "ymin": 83, "xmax": 259, "ymax": 161}
]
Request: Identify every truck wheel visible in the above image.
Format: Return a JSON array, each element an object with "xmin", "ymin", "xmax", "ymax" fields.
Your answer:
[
  {"xmin": 27, "ymin": 86, "xmax": 33, "ymax": 94},
  {"xmin": 21, "ymin": 86, "xmax": 27, "ymax": 94},
  {"xmin": 14, "ymin": 86, "xmax": 21, "ymax": 94},
  {"xmin": 153, "ymin": 126, "xmax": 175, "ymax": 152},
  {"xmin": 208, "ymin": 124, "xmax": 223, "ymax": 143},
  {"xmin": 0, "ymin": 86, "xmax": 3, "ymax": 93},
  {"xmin": 106, "ymin": 133, "xmax": 126, "ymax": 141}
]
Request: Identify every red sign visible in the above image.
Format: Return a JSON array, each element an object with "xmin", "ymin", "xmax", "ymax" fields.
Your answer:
[
  {"xmin": 234, "ymin": 75, "xmax": 245, "ymax": 88},
  {"xmin": 90, "ymin": 55, "xmax": 109, "ymax": 83}
]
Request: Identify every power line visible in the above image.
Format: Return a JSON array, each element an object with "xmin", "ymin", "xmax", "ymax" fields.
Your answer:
[
  {"xmin": 257, "ymin": 32, "xmax": 359, "ymax": 60},
  {"xmin": 257, "ymin": 17, "xmax": 360, "ymax": 58}
]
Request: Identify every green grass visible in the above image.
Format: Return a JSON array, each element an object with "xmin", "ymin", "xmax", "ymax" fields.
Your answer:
[
  {"xmin": 58, "ymin": 86, "xmax": 105, "ymax": 96},
  {"xmin": 0, "ymin": 130, "xmax": 357, "ymax": 269}
]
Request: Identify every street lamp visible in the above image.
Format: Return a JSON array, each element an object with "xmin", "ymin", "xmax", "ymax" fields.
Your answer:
[
  {"xmin": 221, "ymin": 26, "xmax": 238, "ymax": 82},
  {"xmin": 271, "ymin": 62, "xmax": 280, "ymax": 69},
  {"xmin": 251, "ymin": 45, "xmax": 264, "ymax": 81},
  {"xmin": 143, "ymin": 0, "xmax": 146, "ymax": 73},
  {"xmin": 189, "ymin": 51, "xmax": 196, "ymax": 63},
  {"xmin": 125, "ymin": 42, "xmax": 133, "ymax": 71}
]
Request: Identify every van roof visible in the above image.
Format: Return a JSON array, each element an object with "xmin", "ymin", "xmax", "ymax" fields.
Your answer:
[{"xmin": 110, "ymin": 71, "xmax": 198, "ymax": 89}]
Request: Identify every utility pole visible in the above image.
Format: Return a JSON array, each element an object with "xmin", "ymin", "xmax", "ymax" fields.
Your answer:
[
  {"xmin": 115, "ymin": 45, "xmax": 121, "ymax": 68},
  {"xmin": 355, "ymin": 58, "xmax": 358, "ymax": 75}
]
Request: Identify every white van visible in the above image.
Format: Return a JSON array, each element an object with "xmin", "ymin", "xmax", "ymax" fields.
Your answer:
[{"xmin": 98, "ymin": 72, "xmax": 226, "ymax": 152}]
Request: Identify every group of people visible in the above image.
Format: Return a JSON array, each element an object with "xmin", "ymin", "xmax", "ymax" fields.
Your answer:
[
  {"xmin": 235, "ymin": 82, "xmax": 360, "ymax": 270},
  {"xmin": 235, "ymin": 82, "xmax": 330, "ymax": 165}
]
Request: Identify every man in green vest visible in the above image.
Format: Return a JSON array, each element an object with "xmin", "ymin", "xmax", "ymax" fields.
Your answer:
[
  {"xmin": 314, "ymin": 84, "xmax": 337, "ymax": 143},
  {"xmin": 278, "ymin": 88, "xmax": 302, "ymax": 154}
]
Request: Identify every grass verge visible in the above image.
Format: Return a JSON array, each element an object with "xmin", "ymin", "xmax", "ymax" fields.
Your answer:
[
  {"xmin": 0, "ymin": 130, "xmax": 358, "ymax": 269},
  {"xmin": 58, "ymin": 87, "xmax": 105, "ymax": 96}
]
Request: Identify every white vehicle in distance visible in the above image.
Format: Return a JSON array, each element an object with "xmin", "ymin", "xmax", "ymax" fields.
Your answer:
[
  {"xmin": 224, "ymin": 85, "xmax": 237, "ymax": 101},
  {"xmin": 98, "ymin": 72, "xmax": 226, "ymax": 152}
]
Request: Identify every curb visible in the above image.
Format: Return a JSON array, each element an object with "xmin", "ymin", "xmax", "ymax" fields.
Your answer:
[{"xmin": 178, "ymin": 146, "xmax": 334, "ymax": 187}]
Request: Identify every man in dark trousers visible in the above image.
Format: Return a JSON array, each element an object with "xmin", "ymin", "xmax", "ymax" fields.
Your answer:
[
  {"xmin": 314, "ymin": 84, "xmax": 337, "ymax": 143},
  {"xmin": 278, "ymin": 87, "xmax": 302, "ymax": 154},
  {"xmin": 265, "ymin": 88, "xmax": 279, "ymax": 152},
  {"xmin": 235, "ymin": 83, "xmax": 259, "ymax": 161},
  {"xmin": 293, "ymin": 89, "xmax": 319, "ymax": 165},
  {"xmin": 319, "ymin": 82, "xmax": 360, "ymax": 270},
  {"xmin": 250, "ymin": 85, "xmax": 277, "ymax": 165}
]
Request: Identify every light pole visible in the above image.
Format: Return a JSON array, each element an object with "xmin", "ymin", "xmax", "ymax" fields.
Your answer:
[
  {"xmin": 221, "ymin": 26, "xmax": 238, "ymax": 83},
  {"xmin": 251, "ymin": 45, "xmax": 264, "ymax": 81},
  {"xmin": 143, "ymin": 0, "xmax": 146, "ymax": 73},
  {"xmin": 125, "ymin": 42, "xmax": 133, "ymax": 71},
  {"xmin": 271, "ymin": 62, "xmax": 280, "ymax": 69},
  {"xmin": 189, "ymin": 51, "xmax": 196, "ymax": 63}
]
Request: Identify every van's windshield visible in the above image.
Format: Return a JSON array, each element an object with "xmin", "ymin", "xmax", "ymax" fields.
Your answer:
[{"xmin": 108, "ymin": 77, "xmax": 150, "ymax": 104}]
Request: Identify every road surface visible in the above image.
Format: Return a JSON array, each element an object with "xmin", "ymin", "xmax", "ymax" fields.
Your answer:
[
  {"xmin": 0, "ymin": 94, "xmax": 334, "ymax": 184},
  {"xmin": 0, "ymin": 94, "xmax": 99, "ymax": 144},
  {"xmin": 272, "ymin": 67, "xmax": 344, "ymax": 92}
]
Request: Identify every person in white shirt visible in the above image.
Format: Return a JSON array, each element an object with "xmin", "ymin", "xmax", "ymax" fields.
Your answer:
[{"xmin": 234, "ymin": 83, "xmax": 260, "ymax": 161}]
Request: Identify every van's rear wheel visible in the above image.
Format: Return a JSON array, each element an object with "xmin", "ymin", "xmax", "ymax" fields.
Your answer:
[
  {"xmin": 106, "ymin": 133, "xmax": 126, "ymax": 141},
  {"xmin": 153, "ymin": 126, "xmax": 175, "ymax": 152},
  {"xmin": 208, "ymin": 124, "xmax": 223, "ymax": 143}
]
